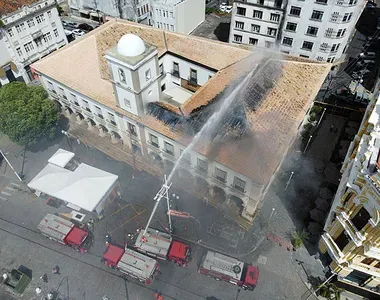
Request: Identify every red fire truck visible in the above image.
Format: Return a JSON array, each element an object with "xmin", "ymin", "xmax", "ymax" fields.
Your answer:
[
  {"xmin": 133, "ymin": 228, "xmax": 191, "ymax": 266},
  {"xmin": 199, "ymin": 251, "xmax": 259, "ymax": 290},
  {"xmin": 37, "ymin": 214, "xmax": 92, "ymax": 252},
  {"xmin": 102, "ymin": 244, "xmax": 159, "ymax": 285}
]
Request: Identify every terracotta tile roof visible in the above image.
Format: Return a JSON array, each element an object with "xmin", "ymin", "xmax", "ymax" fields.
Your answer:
[
  {"xmin": 32, "ymin": 19, "xmax": 330, "ymax": 187},
  {"xmin": 0, "ymin": 0, "xmax": 40, "ymax": 16}
]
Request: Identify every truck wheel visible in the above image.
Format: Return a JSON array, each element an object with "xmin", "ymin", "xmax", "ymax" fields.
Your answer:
[{"xmin": 215, "ymin": 278, "xmax": 220, "ymax": 281}]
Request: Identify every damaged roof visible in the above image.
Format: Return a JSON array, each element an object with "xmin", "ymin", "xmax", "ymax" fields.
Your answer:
[{"xmin": 32, "ymin": 19, "xmax": 331, "ymax": 188}]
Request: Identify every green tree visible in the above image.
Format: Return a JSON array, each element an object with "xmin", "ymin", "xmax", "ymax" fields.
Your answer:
[
  {"xmin": 0, "ymin": 82, "xmax": 59, "ymax": 146},
  {"xmin": 317, "ymin": 282, "xmax": 343, "ymax": 299},
  {"xmin": 291, "ymin": 230, "xmax": 309, "ymax": 249}
]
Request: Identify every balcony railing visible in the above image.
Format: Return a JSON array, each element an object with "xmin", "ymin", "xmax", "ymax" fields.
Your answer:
[
  {"xmin": 337, "ymin": 213, "xmax": 365, "ymax": 246},
  {"xmin": 95, "ymin": 115, "xmax": 106, "ymax": 125},
  {"xmin": 321, "ymin": 233, "xmax": 345, "ymax": 264},
  {"xmin": 106, "ymin": 119, "xmax": 118, "ymax": 129},
  {"xmin": 188, "ymin": 77, "xmax": 198, "ymax": 86}
]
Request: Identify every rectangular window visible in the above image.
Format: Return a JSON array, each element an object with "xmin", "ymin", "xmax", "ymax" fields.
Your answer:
[
  {"xmin": 251, "ymin": 24, "xmax": 260, "ymax": 33},
  {"xmin": 300, "ymin": 54, "xmax": 309, "ymax": 58},
  {"xmin": 170, "ymin": 25, "xmax": 174, "ymax": 31},
  {"xmin": 311, "ymin": 10, "xmax": 323, "ymax": 21},
  {"xmin": 159, "ymin": 64, "xmax": 163, "ymax": 75},
  {"xmin": 82, "ymin": 99, "xmax": 90, "ymax": 111},
  {"xmin": 320, "ymin": 42, "xmax": 329, "ymax": 51},
  {"xmin": 95, "ymin": 105, "xmax": 103, "ymax": 118},
  {"xmin": 47, "ymin": 10, "xmax": 52, "ymax": 18},
  {"xmin": 107, "ymin": 112, "xmax": 116, "ymax": 125},
  {"xmin": 128, "ymin": 123, "xmax": 137, "ymax": 136},
  {"xmin": 306, "ymin": 26, "xmax": 318, "ymax": 36},
  {"xmin": 331, "ymin": 43, "xmax": 340, "ymax": 52},
  {"xmin": 71, "ymin": 93, "xmax": 79, "ymax": 106},
  {"xmin": 36, "ymin": 14, "xmax": 45, "ymax": 24},
  {"xmin": 235, "ymin": 21, "xmax": 244, "ymax": 30},
  {"xmin": 163, "ymin": 11, "xmax": 166, "ymax": 17},
  {"xmin": 34, "ymin": 37, "xmax": 42, "ymax": 47},
  {"xmin": 362, "ymin": 258, "xmax": 375, "ymax": 265},
  {"xmin": 237, "ymin": 7, "xmax": 246, "ymax": 16},
  {"xmin": 336, "ymin": 28, "xmax": 346, "ymax": 37},
  {"xmin": 190, "ymin": 69, "xmax": 197, "ymax": 81},
  {"xmin": 289, "ymin": 6, "xmax": 301, "ymax": 17},
  {"xmin": 27, "ymin": 19, "xmax": 35, "ymax": 27},
  {"xmin": 170, "ymin": 11, "xmax": 173, "ymax": 18},
  {"xmin": 315, "ymin": 0, "xmax": 327, "ymax": 3},
  {"xmin": 326, "ymin": 57, "xmax": 335, "ymax": 63},
  {"xmin": 197, "ymin": 158, "xmax": 208, "ymax": 173},
  {"xmin": 43, "ymin": 32, "xmax": 52, "ymax": 43},
  {"xmin": 173, "ymin": 62, "xmax": 179, "ymax": 76},
  {"xmin": 253, "ymin": 10, "xmax": 263, "ymax": 19},
  {"xmin": 47, "ymin": 81, "xmax": 54, "ymax": 91},
  {"xmin": 59, "ymin": 87, "xmax": 67, "ymax": 99},
  {"xmin": 325, "ymin": 28, "xmax": 333, "ymax": 37},
  {"xmin": 24, "ymin": 42, "xmax": 34, "ymax": 53},
  {"xmin": 145, "ymin": 69, "xmax": 151, "ymax": 81},
  {"xmin": 270, "ymin": 13, "xmax": 280, "ymax": 22},
  {"xmin": 316, "ymin": 56, "xmax": 324, "ymax": 61},
  {"xmin": 234, "ymin": 177, "xmax": 246, "ymax": 192},
  {"xmin": 286, "ymin": 22, "xmax": 297, "ymax": 32},
  {"xmin": 150, "ymin": 134, "xmax": 159, "ymax": 148},
  {"xmin": 302, "ymin": 41, "xmax": 314, "ymax": 50},
  {"xmin": 16, "ymin": 47, "xmax": 22, "ymax": 56},
  {"xmin": 54, "ymin": 29, "xmax": 59, "ymax": 37},
  {"xmin": 343, "ymin": 12, "xmax": 352, "ymax": 22},
  {"xmin": 348, "ymin": 0, "xmax": 357, "ymax": 5},
  {"xmin": 15, "ymin": 24, "xmax": 24, "ymax": 33},
  {"xmin": 331, "ymin": 12, "xmax": 339, "ymax": 22},
  {"xmin": 124, "ymin": 99, "xmax": 131, "ymax": 108},
  {"xmin": 249, "ymin": 38, "xmax": 258, "ymax": 45},
  {"xmin": 215, "ymin": 167, "xmax": 227, "ymax": 183},
  {"xmin": 234, "ymin": 34, "xmax": 242, "ymax": 43},
  {"xmin": 267, "ymin": 27, "xmax": 277, "ymax": 36},
  {"xmin": 164, "ymin": 141, "xmax": 174, "ymax": 155},
  {"xmin": 282, "ymin": 37, "xmax": 293, "ymax": 46},
  {"xmin": 7, "ymin": 28, "xmax": 13, "ymax": 37}
]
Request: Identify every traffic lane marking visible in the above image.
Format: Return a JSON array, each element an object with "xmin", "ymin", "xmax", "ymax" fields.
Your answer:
[{"xmin": 109, "ymin": 208, "xmax": 147, "ymax": 234}]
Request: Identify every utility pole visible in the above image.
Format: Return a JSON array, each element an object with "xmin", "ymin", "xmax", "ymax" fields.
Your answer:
[{"xmin": 20, "ymin": 147, "xmax": 27, "ymax": 178}]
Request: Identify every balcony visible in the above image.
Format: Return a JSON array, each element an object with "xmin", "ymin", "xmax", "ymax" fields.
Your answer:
[
  {"xmin": 188, "ymin": 77, "xmax": 198, "ymax": 87},
  {"xmin": 147, "ymin": 141, "xmax": 159, "ymax": 150},
  {"xmin": 195, "ymin": 166, "xmax": 208, "ymax": 176},
  {"xmin": 95, "ymin": 114, "xmax": 106, "ymax": 125},
  {"xmin": 321, "ymin": 233, "xmax": 345, "ymax": 264},
  {"xmin": 364, "ymin": 242, "xmax": 380, "ymax": 260},
  {"xmin": 106, "ymin": 119, "xmax": 118, "ymax": 130},
  {"xmin": 337, "ymin": 212, "xmax": 365, "ymax": 246},
  {"xmin": 211, "ymin": 175, "xmax": 227, "ymax": 187},
  {"xmin": 171, "ymin": 69, "xmax": 180, "ymax": 78},
  {"xmin": 59, "ymin": 96, "xmax": 70, "ymax": 105},
  {"xmin": 82, "ymin": 107, "xmax": 93, "ymax": 117},
  {"xmin": 31, "ymin": 30, "xmax": 43, "ymax": 39}
]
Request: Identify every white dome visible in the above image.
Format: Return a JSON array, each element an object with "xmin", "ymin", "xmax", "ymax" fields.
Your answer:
[{"xmin": 117, "ymin": 34, "xmax": 146, "ymax": 57}]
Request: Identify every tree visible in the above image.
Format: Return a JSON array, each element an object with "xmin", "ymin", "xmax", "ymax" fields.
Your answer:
[
  {"xmin": 317, "ymin": 282, "xmax": 343, "ymax": 300},
  {"xmin": 291, "ymin": 230, "xmax": 309, "ymax": 249},
  {"xmin": 0, "ymin": 82, "xmax": 59, "ymax": 146}
]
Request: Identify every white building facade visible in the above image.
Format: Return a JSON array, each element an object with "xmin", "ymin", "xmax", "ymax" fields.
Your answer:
[
  {"xmin": 230, "ymin": 0, "xmax": 366, "ymax": 62},
  {"xmin": 151, "ymin": 0, "xmax": 205, "ymax": 34},
  {"xmin": 0, "ymin": 0, "xmax": 67, "ymax": 85}
]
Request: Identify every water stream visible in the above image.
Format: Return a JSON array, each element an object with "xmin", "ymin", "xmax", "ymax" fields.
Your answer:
[{"xmin": 166, "ymin": 67, "xmax": 258, "ymax": 183}]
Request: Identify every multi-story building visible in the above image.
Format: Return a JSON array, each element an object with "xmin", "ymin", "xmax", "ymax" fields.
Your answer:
[
  {"xmin": 229, "ymin": 0, "xmax": 366, "ymax": 62},
  {"xmin": 0, "ymin": 0, "xmax": 67, "ymax": 85},
  {"xmin": 31, "ymin": 19, "xmax": 330, "ymax": 222},
  {"xmin": 319, "ymin": 89, "xmax": 380, "ymax": 298},
  {"xmin": 150, "ymin": 0, "xmax": 205, "ymax": 34},
  {"xmin": 68, "ymin": 0, "xmax": 151, "ymax": 24}
]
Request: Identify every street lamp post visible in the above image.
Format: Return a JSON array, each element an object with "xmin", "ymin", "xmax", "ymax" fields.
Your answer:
[
  {"xmin": 303, "ymin": 135, "xmax": 313, "ymax": 154},
  {"xmin": 0, "ymin": 149, "xmax": 22, "ymax": 181},
  {"xmin": 61, "ymin": 130, "xmax": 73, "ymax": 151},
  {"xmin": 317, "ymin": 108, "xmax": 327, "ymax": 127},
  {"xmin": 285, "ymin": 171, "xmax": 294, "ymax": 192}
]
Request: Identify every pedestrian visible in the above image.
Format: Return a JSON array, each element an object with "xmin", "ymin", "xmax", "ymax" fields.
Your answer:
[
  {"xmin": 154, "ymin": 291, "xmax": 159, "ymax": 299},
  {"xmin": 40, "ymin": 273, "xmax": 48, "ymax": 283},
  {"xmin": 52, "ymin": 266, "xmax": 60, "ymax": 274},
  {"xmin": 329, "ymin": 124, "xmax": 334, "ymax": 132}
]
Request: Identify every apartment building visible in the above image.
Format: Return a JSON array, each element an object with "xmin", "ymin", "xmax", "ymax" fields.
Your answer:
[
  {"xmin": 31, "ymin": 20, "xmax": 330, "ymax": 222},
  {"xmin": 150, "ymin": 0, "xmax": 205, "ymax": 34},
  {"xmin": 319, "ymin": 91, "xmax": 380, "ymax": 297},
  {"xmin": 230, "ymin": 0, "xmax": 366, "ymax": 62},
  {"xmin": 0, "ymin": 0, "xmax": 67, "ymax": 86},
  {"xmin": 68, "ymin": 0, "xmax": 151, "ymax": 24}
]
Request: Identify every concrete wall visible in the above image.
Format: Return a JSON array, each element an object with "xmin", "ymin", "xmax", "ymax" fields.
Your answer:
[{"xmin": 175, "ymin": 0, "xmax": 205, "ymax": 34}]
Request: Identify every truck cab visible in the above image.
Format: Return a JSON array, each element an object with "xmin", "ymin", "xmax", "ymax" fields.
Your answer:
[
  {"xmin": 241, "ymin": 265, "xmax": 259, "ymax": 290},
  {"xmin": 168, "ymin": 240, "xmax": 191, "ymax": 266}
]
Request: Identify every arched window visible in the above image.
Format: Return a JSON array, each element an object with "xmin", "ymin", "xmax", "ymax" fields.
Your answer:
[{"xmin": 118, "ymin": 68, "xmax": 126, "ymax": 83}]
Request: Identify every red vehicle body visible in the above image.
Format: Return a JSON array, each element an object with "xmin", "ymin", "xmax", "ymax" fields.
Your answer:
[
  {"xmin": 199, "ymin": 251, "xmax": 259, "ymax": 290},
  {"xmin": 134, "ymin": 228, "xmax": 191, "ymax": 266},
  {"xmin": 37, "ymin": 214, "xmax": 91, "ymax": 252},
  {"xmin": 102, "ymin": 244, "xmax": 159, "ymax": 285}
]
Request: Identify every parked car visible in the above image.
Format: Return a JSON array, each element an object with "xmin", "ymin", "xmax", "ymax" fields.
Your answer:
[
  {"xmin": 78, "ymin": 23, "xmax": 94, "ymax": 32},
  {"xmin": 72, "ymin": 29, "xmax": 85, "ymax": 37},
  {"xmin": 219, "ymin": 3, "xmax": 232, "ymax": 12},
  {"xmin": 67, "ymin": 22, "xmax": 79, "ymax": 28},
  {"xmin": 224, "ymin": 6, "xmax": 232, "ymax": 13},
  {"xmin": 356, "ymin": 60, "xmax": 375, "ymax": 68},
  {"xmin": 62, "ymin": 20, "xmax": 68, "ymax": 26},
  {"xmin": 359, "ymin": 51, "xmax": 376, "ymax": 59},
  {"xmin": 352, "ymin": 70, "xmax": 371, "ymax": 80}
]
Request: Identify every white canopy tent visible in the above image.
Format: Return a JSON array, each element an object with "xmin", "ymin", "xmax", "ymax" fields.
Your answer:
[
  {"xmin": 48, "ymin": 148, "xmax": 75, "ymax": 168},
  {"xmin": 28, "ymin": 161, "xmax": 118, "ymax": 214}
]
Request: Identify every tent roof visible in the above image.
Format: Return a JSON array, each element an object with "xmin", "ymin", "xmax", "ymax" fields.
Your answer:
[
  {"xmin": 28, "ymin": 163, "xmax": 118, "ymax": 212},
  {"xmin": 48, "ymin": 148, "xmax": 75, "ymax": 167}
]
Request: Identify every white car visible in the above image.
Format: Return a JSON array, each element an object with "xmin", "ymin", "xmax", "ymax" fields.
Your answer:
[
  {"xmin": 359, "ymin": 51, "xmax": 376, "ymax": 59},
  {"xmin": 72, "ymin": 29, "xmax": 85, "ymax": 37},
  {"xmin": 219, "ymin": 3, "xmax": 232, "ymax": 12},
  {"xmin": 224, "ymin": 6, "xmax": 232, "ymax": 13}
]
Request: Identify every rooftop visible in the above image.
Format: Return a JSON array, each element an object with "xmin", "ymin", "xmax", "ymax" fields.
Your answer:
[
  {"xmin": 0, "ymin": 0, "xmax": 40, "ymax": 17},
  {"xmin": 32, "ymin": 19, "xmax": 331, "ymax": 189}
]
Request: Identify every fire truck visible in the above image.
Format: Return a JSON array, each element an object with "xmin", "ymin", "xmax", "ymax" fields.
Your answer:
[
  {"xmin": 37, "ymin": 214, "xmax": 92, "ymax": 253},
  {"xmin": 102, "ymin": 244, "xmax": 159, "ymax": 285},
  {"xmin": 199, "ymin": 251, "xmax": 259, "ymax": 290},
  {"xmin": 133, "ymin": 228, "xmax": 191, "ymax": 266}
]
